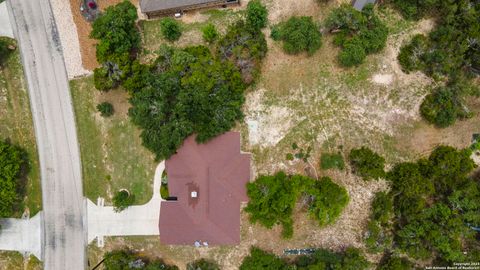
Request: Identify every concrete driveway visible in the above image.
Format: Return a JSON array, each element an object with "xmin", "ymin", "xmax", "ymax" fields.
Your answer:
[
  {"xmin": 0, "ymin": 214, "xmax": 42, "ymax": 259},
  {"xmin": 87, "ymin": 162, "xmax": 164, "ymax": 246}
]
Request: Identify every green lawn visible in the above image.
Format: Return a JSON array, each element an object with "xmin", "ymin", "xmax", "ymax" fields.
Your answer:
[
  {"xmin": 0, "ymin": 38, "xmax": 41, "ymax": 217},
  {"xmin": 70, "ymin": 76, "xmax": 156, "ymax": 205}
]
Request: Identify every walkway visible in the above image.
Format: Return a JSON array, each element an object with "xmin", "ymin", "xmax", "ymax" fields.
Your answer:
[
  {"xmin": 7, "ymin": 0, "xmax": 86, "ymax": 269},
  {"xmin": 0, "ymin": 214, "xmax": 42, "ymax": 259},
  {"xmin": 87, "ymin": 162, "xmax": 164, "ymax": 247},
  {"xmin": 0, "ymin": 2, "xmax": 13, "ymax": 38}
]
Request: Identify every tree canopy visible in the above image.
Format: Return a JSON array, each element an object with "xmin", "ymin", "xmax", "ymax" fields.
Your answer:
[
  {"xmin": 0, "ymin": 140, "xmax": 26, "ymax": 217},
  {"xmin": 348, "ymin": 146, "xmax": 385, "ymax": 180},
  {"xmin": 240, "ymin": 247, "xmax": 290, "ymax": 270},
  {"xmin": 90, "ymin": 0, "xmax": 139, "ymax": 63},
  {"xmin": 395, "ymin": 0, "xmax": 480, "ymax": 127},
  {"xmin": 271, "ymin": 16, "xmax": 322, "ymax": 55},
  {"xmin": 385, "ymin": 146, "xmax": 480, "ymax": 262},
  {"xmin": 325, "ymin": 4, "xmax": 388, "ymax": 66},
  {"xmin": 128, "ymin": 45, "xmax": 246, "ymax": 160},
  {"xmin": 245, "ymin": 172, "xmax": 348, "ymax": 238},
  {"xmin": 160, "ymin": 18, "xmax": 182, "ymax": 42},
  {"xmin": 246, "ymin": 0, "xmax": 268, "ymax": 31},
  {"xmin": 112, "ymin": 190, "xmax": 135, "ymax": 212}
]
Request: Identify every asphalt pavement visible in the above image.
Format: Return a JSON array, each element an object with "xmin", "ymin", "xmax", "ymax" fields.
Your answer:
[{"xmin": 7, "ymin": 0, "xmax": 86, "ymax": 269}]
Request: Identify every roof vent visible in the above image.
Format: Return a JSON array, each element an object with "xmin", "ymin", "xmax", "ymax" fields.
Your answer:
[{"xmin": 191, "ymin": 191, "xmax": 198, "ymax": 198}]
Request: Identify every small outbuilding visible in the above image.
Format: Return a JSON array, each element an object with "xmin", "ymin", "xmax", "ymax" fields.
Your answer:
[
  {"xmin": 352, "ymin": 0, "xmax": 376, "ymax": 11},
  {"xmin": 159, "ymin": 132, "xmax": 251, "ymax": 245},
  {"xmin": 140, "ymin": 0, "xmax": 239, "ymax": 18}
]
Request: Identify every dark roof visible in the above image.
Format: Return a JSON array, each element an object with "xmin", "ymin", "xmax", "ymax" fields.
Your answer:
[
  {"xmin": 352, "ymin": 0, "xmax": 376, "ymax": 10},
  {"xmin": 159, "ymin": 132, "xmax": 251, "ymax": 245},
  {"xmin": 140, "ymin": 0, "xmax": 224, "ymax": 13}
]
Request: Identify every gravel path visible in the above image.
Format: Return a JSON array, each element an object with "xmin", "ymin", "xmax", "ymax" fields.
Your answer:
[{"xmin": 49, "ymin": 0, "xmax": 90, "ymax": 78}]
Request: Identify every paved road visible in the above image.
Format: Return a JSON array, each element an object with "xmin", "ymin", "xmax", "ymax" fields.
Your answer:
[{"xmin": 7, "ymin": 0, "xmax": 86, "ymax": 269}]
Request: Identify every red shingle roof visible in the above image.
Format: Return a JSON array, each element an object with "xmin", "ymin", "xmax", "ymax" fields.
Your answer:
[{"xmin": 159, "ymin": 132, "xmax": 250, "ymax": 245}]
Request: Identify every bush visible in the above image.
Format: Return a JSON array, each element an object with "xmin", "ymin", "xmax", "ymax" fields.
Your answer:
[
  {"xmin": 0, "ymin": 140, "xmax": 26, "ymax": 217},
  {"xmin": 104, "ymin": 250, "xmax": 178, "ymax": 270},
  {"xmin": 397, "ymin": 34, "xmax": 428, "ymax": 73},
  {"xmin": 419, "ymin": 85, "xmax": 470, "ymax": 128},
  {"xmin": 0, "ymin": 38, "xmax": 13, "ymax": 65},
  {"xmin": 112, "ymin": 190, "xmax": 134, "ymax": 212},
  {"xmin": 371, "ymin": 191, "xmax": 393, "ymax": 224},
  {"xmin": 160, "ymin": 184, "xmax": 169, "ymax": 199},
  {"xmin": 378, "ymin": 255, "xmax": 414, "ymax": 270},
  {"xmin": 93, "ymin": 67, "xmax": 115, "ymax": 91},
  {"xmin": 90, "ymin": 1, "xmax": 139, "ymax": 63},
  {"xmin": 96, "ymin": 102, "xmax": 114, "ymax": 117},
  {"xmin": 246, "ymin": 0, "xmax": 268, "ymax": 31},
  {"xmin": 187, "ymin": 259, "xmax": 219, "ymax": 270},
  {"xmin": 217, "ymin": 20, "xmax": 267, "ymax": 84},
  {"xmin": 365, "ymin": 192, "xmax": 394, "ymax": 253},
  {"xmin": 348, "ymin": 147, "xmax": 385, "ymax": 180},
  {"xmin": 201, "ymin": 23, "xmax": 218, "ymax": 44},
  {"xmin": 294, "ymin": 247, "xmax": 370, "ymax": 270},
  {"xmin": 301, "ymin": 176, "xmax": 349, "ymax": 226},
  {"xmin": 244, "ymin": 172, "xmax": 301, "ymax": 238},
  {"xmin": 240, "ymin": 247, "xmax": 290, "ymax": 270},
  {"xmin": 160, "ymin": 18, "xmax": 182, "ymax": 41},
  {"xmin": 320, "ymin": 152, "xmax": 345, "ymax": 170},
  {"xmin": 338, "ymin": 37, "xmax": 366, "ymax": 67},
  {"xmin": 326, "ymin": 4, "xmax": 388, "ymax": 67},
  {"xmin": 271, "ymin": 16, "xmax": 322, "ymax": 55}
]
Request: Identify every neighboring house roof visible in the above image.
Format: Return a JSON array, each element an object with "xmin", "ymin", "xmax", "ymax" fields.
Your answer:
[
  {"xmin": 353, "ymin": 0, "xmax": 376, "ymax": 10},
  {"xmin": 159, "ymin": 132, "xmax": 251, "ymax": 245},
  {"xmin": 140, "ymin": 0, "xmax": 225, "ymax": 13}
]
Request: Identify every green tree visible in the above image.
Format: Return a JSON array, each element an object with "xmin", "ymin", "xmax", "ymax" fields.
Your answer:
[
  {"xmin": 187, "ymin": 259, "xmax": 219, "ymax": 270},
  {"xmin": 201, "ymin": 23, "xmax": 218, "ymax": 44},
  {"xmin": 325, "ymin": 4, "xmax": 388, "ymax": 67},
  {"xmin": 246, "ymin": 0, "xmax": 268, "ymax": 31},
  {"xmin": 364, "ymin": 192, "xmax": 393, "ymax": 253},
  {"xmin": 112, "ymin": 190, "xmax": 135, "ymax": 212},
  {"xmin": 96, "ymin": 102, "xmax": 114, "ymax": 117},
  {"xmin": 129, "ymin": 46, "xmax": 246, "ymax": 160},
  {"xmin": 240, "ymin": 247, "xmax": 290, "ymax": 270},
  {"xmin": 348, "ymin": 147, "xmax": 385, "ymax": 180},
  {"xmin": 160, "ymin": 18, "xmax": 182, "ymax": 41},
  {"xmin": 245, "ymin": 172, "xmax": 301, "ymax": 238},
  {"xmin": 217, "ymin": 20, "xmax": 267, "ymax": 84},
  {"xmin": 271, "ymin": 16, "xmax": 322, "ymax": 55},
  {"xmin": 378, "ymin": 255, "xmax": 414, "ymax": 270},
  {"xmin": 295, "ymin": 248, "xmax": 369, "ymax": 270},
  {"xmin": 90, "ymin": 1, "xmax": 139, "ymax": 63},
  {"xmin": 300, "ymin": 176, "xmax": 349, "ymax": 226},
  {"xmin": 0, "ymin": 38, "xmax": 13, "ymax": 65},
  {"xmin": 0, "ymin": 140, "xmax": 26, "ymax": 217}
]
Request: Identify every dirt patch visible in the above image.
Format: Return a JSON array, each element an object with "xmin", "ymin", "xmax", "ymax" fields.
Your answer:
[{"xmin": 69, "ymin": 0, "xmax": 139, "ymax": 71}]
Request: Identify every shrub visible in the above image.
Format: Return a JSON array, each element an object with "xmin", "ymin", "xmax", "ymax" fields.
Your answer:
[
  {"xmin": 397, "ymin": 34, "xmax": 428, "ymax": 73},
  {"xmin": 217, "ymin": 20, "xmax": 267, "ymax": 84},
  {"xmin": 0, "ymin": 140, "xmax": 26, "ymax": 217},
  {"xmin": 104, "ymin": 250, "xmax": 178, "ymax": 270},
  {"xmin": 112, "ymin": 190, "xmax": 134, "ymax": 212},
  {"xmin": 96, "ymin": 102, "xmax": 114, "ymax": 117},
  {"xmin": 0, "ymin": 38, "xmax": 13, "ymax": 65},
  {"xmin": 348, "ymin": 147, "xmax": 385, "ymax": 180},
  {"xmin": 160, "ymin": 18, "xmax": 182, "ymax": 41},
  {"xmin": 246, "ymin": 0, "xmax": 268, "ymax": 31},
  {"xmin": 365, "ymin": 192, "xmax": 394, "ymax": 253},
  {"xmin": 338, "ymin": 37, "xmax": 366, "ymax": 67},
  {"xmin": 244, "ymin": 172, "xmax": 301, "ymax": 238},
  {"xmin": 187, "ymin": 259, "xmax": 219, "ymax": 270},
  {"xmin": 301, "ymin": 176, "xmax": 349, "ymax": 226},
  {"xmin": 320, "ymin": 152, "xmax": 345, "ymax": 170},
  {"xmin": 294, "ymin": 248, "xmax": 370, "ymax": 270},
  {"xmin": 326, "ymin": 4, "xmax": 388, "ymax": 67},
  {"xmin": 90, "ymin": 1, "xmax": 139, "ymax": 63},
  {"xmin": 420, "ymin": 86, "xmax": 466, "ymax": 128},
  {"xmin": 240, "ymin": 247, "xmax": 290, "ymax": 270},
  {"xmin": 160, "ymin": 184, "xmax": 169, "ymax": 199},
  {"xmin": 93, "ymin": 67, "xmax": 115, "ymax": 91},
  {"xmin": 371, "ymin": 191, "xmax": 393, "ymax": 224},
  {"xmin": 378, "ymin": 255, "xmax": 414, "ymax": 270},
  {"xmin": 271, "ymin": 16, "xmax": 322, "ymax": 55},
  {"xmin": 201, "ymin": 23, "xmax": 218, "ymax": 43}
]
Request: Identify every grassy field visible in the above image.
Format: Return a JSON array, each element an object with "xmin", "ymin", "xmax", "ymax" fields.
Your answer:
[
  {"xmin": 0, "ymin": 38, "xmax": 41, "ymax": 217},
  {"xmin": 70, "ymin": 76, "xmax": 157, "ymax": 205}
]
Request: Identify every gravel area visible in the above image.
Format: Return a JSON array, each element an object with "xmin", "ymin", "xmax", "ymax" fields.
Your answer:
[{"xmin": 49, "ymin": 0, "xmax": 90, "ymax": 78}]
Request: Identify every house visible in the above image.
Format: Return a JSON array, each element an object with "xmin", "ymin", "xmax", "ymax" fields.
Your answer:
[
  {"xmin": 159, "ymin": 132, "xmax": 251, "ymax": 245},
  {"xmin": 140, "ymin": 0, "xmax": 240, "ymax": 18},
  {"xmin": 352, "ymin": 0, "xmax": 376, "ymax": 11}
]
